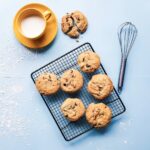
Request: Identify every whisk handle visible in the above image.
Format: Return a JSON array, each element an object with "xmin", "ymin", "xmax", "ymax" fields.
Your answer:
[{"xmin": 118, "ymin": 57, "xmax": 127, "ymax": 93}]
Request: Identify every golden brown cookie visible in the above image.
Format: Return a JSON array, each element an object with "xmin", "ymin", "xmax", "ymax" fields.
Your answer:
[
  {"xmin": 78, "ymin": 51, "xmax": 100, "ymax": 73},
  {"xmin": 87, "ymin": 74, "xmax": 113, "ymax": 100},
  {"xmin": 71, "ymin": 11, "xmax": 88, "ymax": 33},
  {"xmin": 60, "ymin": 69, "xmax": 84, "ymax": 93},
  {"xmin": 67, "ymin": 26, "xmax": 80, "ymax": 38},
  {"xmin": 61, "ymin": 98, "xmax": 85, "ymax": 121},
  {"xmin": 35, "ymin": 73, "xmax": 60, "ymax": 95},
  {"xmin": 61, "ymin": 11, "xmax": 88, "ymax": 38},
  {"xmin": 86, "ymin": 103, "xmax": 112, "ymax": 128},
  {"xmin": 61, "ymin": 13, "xmax": 73, "ymax": 33}
]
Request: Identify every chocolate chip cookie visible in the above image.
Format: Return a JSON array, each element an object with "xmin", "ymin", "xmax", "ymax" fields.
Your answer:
[
  {"xmin": 78, "ymin": 51, "xmax": 100, "ymax": 73},
  {"xmin": 71, "ymin": 11, "xmax": 88, "ymax": 33},
  {"xmin": 86, "ymin": 103, "xmax": 112, "ymax": 128},
  {"xmin": 61, "ymin": 11, "xmax": 88, "ymax": 38},
  {"xmin": 61, "ymin": 98, "xmax": 85, "ymax": 121},
  {"xmin": 35, "ymin": 73, "xmax": 60, "ymax": 95},
  {"xmin": 87, "ymin": 74, "xmax": 113, "ymax": 100},
  {"xmin": 60, "ymin": 69, "xmax": 84, "ymax": 93}
]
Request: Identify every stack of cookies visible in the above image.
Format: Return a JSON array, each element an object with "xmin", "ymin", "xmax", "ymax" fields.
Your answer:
[{"xmin": 35, "ymin": 51, "xmax": 113, "ymax": 128}]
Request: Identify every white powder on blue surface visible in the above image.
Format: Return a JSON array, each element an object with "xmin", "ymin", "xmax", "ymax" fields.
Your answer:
[
  {"xmin": 123, "ymin": 140, "xmax": 128, "ymax": 144},
  {"xmin": 0, "ymin": 84, "xmax": 28, "ymax": 137}
]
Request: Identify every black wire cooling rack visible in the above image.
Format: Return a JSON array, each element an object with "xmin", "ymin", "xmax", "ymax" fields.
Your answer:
[{"xmin": 31, "ymin": 43, "xmax": 126, "ymax": 141}]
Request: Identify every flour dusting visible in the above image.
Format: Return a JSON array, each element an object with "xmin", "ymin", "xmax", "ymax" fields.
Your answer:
[
  {"xmin": 0, "ymin": 84, "xmax": 28, "ymax": 137},
  {"xmin": 11, "ymin": 84, "xmax": 23, "ymax": 93},
  {"xmin": 123, "ymin": 140, "xmax": 128, "ymax": 144}
]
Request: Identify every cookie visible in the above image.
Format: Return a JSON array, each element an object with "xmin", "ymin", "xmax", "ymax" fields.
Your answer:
[
  {"xmin": 60, "ymin": 69, "xmax": 84, "ymax": 93},
  {"xmin": 86, "ymin": 103, "xmax": 112, "ymax": 128},
  {"xmin": 87, "ymin": 74, "xmax": 113, "ymax": 100},
  {"xmin": 78, "ymin": 51, "xmax": 100, "ymax": 73},
  {"xmin": 67, "ymin": 26, "xmax": 79, "ymax": 38},
  {"xmin": 61, "ymin": 13, "xmax": 73, "ymax": 33},
  {"xmin": 35, "ymin": 73, "xmax": 60, "ymax": 95},
  {"xmin": 71, "ymin": 11, "xmax": 88, "ymax": 33},
  {"xmin": 61, "ymin": 11, "xmax": 88, "ymax": 38},
  {"xmin": 61, "ymin": 98, "xmax": 85, "ymax": 121}
]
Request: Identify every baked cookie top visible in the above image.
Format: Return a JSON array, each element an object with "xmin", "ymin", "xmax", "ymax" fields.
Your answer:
[
  {"xmin": 61, "ymin": 11, "xmax": 88, "ymax": 38},
  {"xmin": 35, "ymin": 73, "xmax": 60, "ymax": 95},
  {"xmin": 60, "ymin": 69, "xmax": 84, "ymax": 93},
  {"xmin": 61, "ymin": 13, "xmax": 73, "ymax": 33},
  {"xmin": 86, "ymin": 103, "xmax": 112, "ymax": 128},
  {"xmin": 78, "ymin": 51, "xmax": 100, "ymax": 73},
  {"xmin": 61, "ymin": 98, "xmax": 85, "ymax": 121},
  {"xmin": 71, "ymin": 11, "xmax": 88, "ymax": 33},
  {"xmin": 87, "ymin": 74, "xmax": 113, "ymax": 100},
  {"xmin": 67, "ymin": 26, "xmax": 79, "ymax": 38}
]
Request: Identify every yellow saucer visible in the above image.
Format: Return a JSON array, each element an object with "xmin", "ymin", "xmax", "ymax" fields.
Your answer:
[{"xmin": 13, "ymin": 3, "xmax": 58, "ymax": 49}]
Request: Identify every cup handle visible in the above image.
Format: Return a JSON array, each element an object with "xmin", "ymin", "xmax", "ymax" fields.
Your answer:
[{"xmin": 43, "ymin": 10, "xmax": 52, "ymax": 21}]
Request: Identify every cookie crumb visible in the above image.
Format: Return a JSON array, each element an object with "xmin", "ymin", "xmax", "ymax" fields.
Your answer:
[{"xmin": 76, "ymin": 39, "xmax": 79, "ymax": 42}]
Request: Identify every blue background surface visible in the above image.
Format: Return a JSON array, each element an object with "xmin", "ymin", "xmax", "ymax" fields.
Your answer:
[{"xmin": 0, "ymin": 0, "xmax": 150, "ymax": 150}]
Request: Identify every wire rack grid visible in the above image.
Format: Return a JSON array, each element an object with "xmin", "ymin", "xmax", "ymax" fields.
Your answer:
[{"xmin": 31, "ymin": 43, "xmax": 126, "ymax": 141}]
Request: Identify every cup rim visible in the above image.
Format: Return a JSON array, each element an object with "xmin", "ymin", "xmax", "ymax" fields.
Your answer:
[{"xmin": 17, "ymin": 8, "xmax": 47, "ymax": 40}]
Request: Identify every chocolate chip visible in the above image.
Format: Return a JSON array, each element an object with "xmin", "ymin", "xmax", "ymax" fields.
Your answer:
[
  {"xmin": 71, "ymin": 74, "xmax": 75, "ymax": 78},
  {"xmin": 86, "ymin": 64, "xmax": 91, "ymax": 68},
  {"xmin": 98, "ymin": 86, "xmax": 103, "ymax": 91},
  {"xmin": 63, "ymin": 83, "xmax": 67, "ymax": 86}
]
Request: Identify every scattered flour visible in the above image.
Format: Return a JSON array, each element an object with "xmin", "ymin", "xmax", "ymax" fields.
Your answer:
[
  {"xmin": 96, "ymin": 147, "xmax": 101, "ymax": 150},
  {"xmin": 11, "ymin": 84, "xmax": 23, "ymax": 94},
  {"xmin": 0, "ymin": 114, "xmax": 26, "ymax": 137},
  {"xmin": 119, "ymin": 120, "xmax": 132, "ymax": 145},
  {"xmin": 0, "ymin": 37, "xmax": 47, "ymax": 143},
  {"xmin": 0, "ymin": 84, "xmax": 28, "ymax": 137},
  {"xmin": 16, "ymin": 56, "xmax": 24, "ymax": 63},
  {"xmin": 119, "ymin": 119, "xmax": 133, "ymax": 131},
  {"xmin": 88, "ymin": 141, "xmax": 93, "ymax": 146},
  {"xmin": 0, "ymin": 63, "xmax": 5, "ymax": 67},
  {"xmin": 0, "ymin": 90, "xmax": 5, "ymax": 95},
  {"xmin": 123, "ymin": 140, "xmax": 128, "ymax": 144}
]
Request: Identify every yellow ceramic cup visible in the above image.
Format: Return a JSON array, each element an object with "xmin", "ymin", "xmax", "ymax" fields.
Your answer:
[{"xmin": 16, "ymin": 8, "xmax": 52, "ymax": 40}]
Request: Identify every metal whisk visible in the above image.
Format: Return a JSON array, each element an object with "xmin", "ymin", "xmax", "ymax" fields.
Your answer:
[{"xmin": 118, "ymin": 22, "xmax": 138, "ymax": 93}]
